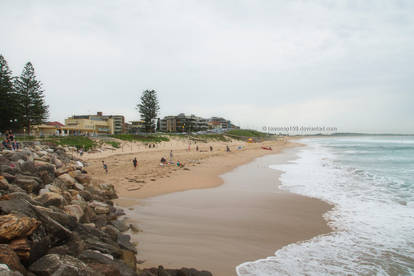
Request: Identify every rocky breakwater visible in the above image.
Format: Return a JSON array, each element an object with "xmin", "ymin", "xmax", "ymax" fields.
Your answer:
[{"xmin": 0, "ymin": 144, "xmax": 139, "ymax": 276}]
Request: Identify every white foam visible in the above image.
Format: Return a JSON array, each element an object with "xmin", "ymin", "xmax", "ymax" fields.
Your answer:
[{"xmin": 236, "ymin": 141, "xmax": 414, "ymax": 276}]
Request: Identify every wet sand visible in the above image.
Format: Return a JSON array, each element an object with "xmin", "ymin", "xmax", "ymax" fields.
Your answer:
[{"xmin": 124, "ymin": 148, "xmax": 332, "ymax": 276}]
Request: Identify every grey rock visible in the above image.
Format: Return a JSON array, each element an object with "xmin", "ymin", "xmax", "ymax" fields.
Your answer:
[{"xmin": 29, "ymin": 254, "xmax": 94, "ymax": 276}]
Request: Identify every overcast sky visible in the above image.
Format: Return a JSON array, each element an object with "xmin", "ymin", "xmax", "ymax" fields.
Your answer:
[{"xmin": 1, "ymin": 0, "xmax": 413, "ymax": 133}]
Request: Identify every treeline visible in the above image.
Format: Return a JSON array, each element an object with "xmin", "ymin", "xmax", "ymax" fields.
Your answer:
[{"xmin": 0, "ymin": 54, "xmax": 49, "ymax": 133}]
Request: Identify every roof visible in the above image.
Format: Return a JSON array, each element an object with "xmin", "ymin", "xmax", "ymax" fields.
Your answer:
[{"xmin": 46, "ymin": 121, "xmax": 65, "ymax": 127}]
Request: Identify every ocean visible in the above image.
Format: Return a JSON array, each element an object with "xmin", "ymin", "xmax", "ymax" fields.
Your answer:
[{"xmin": 237, "ymin": 136, "xmax": 414, "ymax": 276}]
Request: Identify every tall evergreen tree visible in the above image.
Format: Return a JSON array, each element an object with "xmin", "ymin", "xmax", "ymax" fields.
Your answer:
[
  {"xmin": 15, "ymin": 62, "xmax": 49, "ymax": 133},
  {"xmin": 137, "ymin": 89, "xmax": 160, "ymax": 133},
  {"xmin": 0, "ymin": 55, "xmax": 18, "ymax": 132}
]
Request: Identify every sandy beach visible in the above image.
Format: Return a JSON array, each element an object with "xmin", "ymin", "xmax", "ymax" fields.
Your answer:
[{"xmin": 84, "ymin": 138, "xmax": 332, "ymax": 275}]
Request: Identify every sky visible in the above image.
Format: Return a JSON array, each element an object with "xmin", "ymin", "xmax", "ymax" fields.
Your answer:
[{"xmin": 1, "ymin": 0, "xmax": 414, "ymax": 133}]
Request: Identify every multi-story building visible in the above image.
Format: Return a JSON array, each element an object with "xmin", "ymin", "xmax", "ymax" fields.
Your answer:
[
  {"xmin": 64, "ymin": 112, "xmax": 125, "ymax": 135},
  {"xmin": 126, "ymin": 120, "xmax": 146, "ymax": 134},
  {"xmin": 160, "ymin": 113, "xmax": 209, "ymax": 133},
  {"xmin": 208, "ymin": 117, "xmax": 231, "ymax": 129}
]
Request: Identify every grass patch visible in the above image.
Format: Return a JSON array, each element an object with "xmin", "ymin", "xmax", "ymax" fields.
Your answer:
[
  {"xmin": 196, "ymin": 134, "xmax": 230, "ymax": 142},
  {"xmin": 105, "ymin": 141, "xmax": 120, "ymax": 148},
  {"xmin": 46, "ymin": 136, "xmax": 96, "ymax": 151},
  {"xmin": 110, "ymin": 134, "xmax": 169, "ymax": 143},
  {"xmin": 226, "ymin": 129, "xmax": 268, "ymax": 137}
]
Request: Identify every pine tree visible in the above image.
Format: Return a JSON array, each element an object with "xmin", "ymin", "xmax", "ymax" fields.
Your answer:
[
  {"xmin": 0, "ymin": 55, "xmax": 18, "ymax": 132},
  {"xmin": 137, "ymin": 90, "xmax": 160, "ymax": 133},
  {"xmin": 15, "ymin": 62, "xmax": 49, "ymax": 133}
]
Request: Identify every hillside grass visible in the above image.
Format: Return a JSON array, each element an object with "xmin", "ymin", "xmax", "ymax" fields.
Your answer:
[
  {"xmin": 226, "ymin": 129, "xmax": 268, "ymax": 137},
  {"xmin": 110, "ymin": 134, "xmax": 169, "ymax": 143}
]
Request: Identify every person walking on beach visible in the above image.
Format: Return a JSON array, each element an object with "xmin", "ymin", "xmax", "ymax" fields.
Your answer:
[
  {"xmin": 210, "ymin": 145, "xmax": 213, "ymax": 152},
  {"xmin": 132, "ymin": 157, "xmax": 138, "ymax": 169},
  {"xmin": 169, "ymin": 150, "xmax": 173, "ymax": 162},
  {"xmin": 226, "ymin": 145, "xmax": 231, "ymax": 152},
  {"xmin": 102, "ymin": 161, "xmax": 108, "ymax": 174},
  {"xmin": 196, "ymin": 145, "xmax": 199, "ymax": 151}
]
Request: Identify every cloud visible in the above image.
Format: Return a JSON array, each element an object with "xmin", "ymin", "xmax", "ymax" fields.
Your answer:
[{"xmin": 1, "ymin": 0, "xmax": 413, "ymax": 133}]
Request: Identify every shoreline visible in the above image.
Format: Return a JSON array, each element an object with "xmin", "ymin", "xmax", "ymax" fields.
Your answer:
[{"xmin": 83, "ymin": 138, "xmax": 333, "ymax": 275}]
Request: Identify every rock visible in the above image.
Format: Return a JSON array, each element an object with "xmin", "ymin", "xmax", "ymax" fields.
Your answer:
[
  {"xmin": 117, "ymin": 234, "xmax": 137, "ymax": 253},
  {"xmin": 0, "ymin": 214, "xmax": 40, "ymax": 242},
  {"xmin": 64, "ymin": 205, "xmax": 84, "ymax": 222},
  {"xmin": 83, "ymin": 238, "xmax": 122, "ymax": 258},
  {"xmin": 120, "ymin": 250, "xmax": 136, "ymax": 270},
  {"xmin": 0, "ymin": 176, "xmax": 9, "ymax": 190},
  {"xmin": 80, "ymin": 206, "xmax": 96, "ymax": 223},
  {"xmin": 29, "ymin": 254, "xmax": 94, "ymax": 276},
  {"xmin": 94, "ymin": 205, "xmax": 110, "ymax": 215},
  {"xmin": 0, "ymin": 244, "xmax": 26, "ymax": 275},
  {"xmin": 33, "ymin": 205, "xmax": 77, "ymax": 231},
  {"xmin": 38, "ymin": 170, "xmax": 54, "ymax": 185},
  {"xmin": 31, "ymin": 206, "xmax": 73, "ymax": 245},
  {"xmin": 55, "ymin": 167, "xmax": 73, "ymax": 177},
  {"xmin": 87, "ymin": 263, "xmax": 120, "ymax": 276},
  {"xmin": 2, "ymin": 173, "xmax": 16, "ymax": 183},
  {"xmin": 34, "ymin": 192, "xmax": 64, "ymax": 208},
  {"xmin": 0, "ymin": 263, "xmax": 24, "ymax": 276},
  {"xmin": 75, "ymin": 174, "xmax": 91, "ymax": 185},
  {"xmin": 19, "ymin": 161, "xmax": 34, "ymax": 174},
  {"xmin": 14, "ymin": 177, "xmax": 40, "ymax": 194},
  {"xmin": 33, "ymin": 161, "xmax": 55, "ymax": 177},
  {"xmin": 9, "ymin": 238, "xmax": 31, "ymax": 263},
  {"xmin": 110, "ymin": 220, "xmax": 129, "ymax": 232},
  {"xmin": 74, "ymin": 182, "xmax": 85, "ymax": 191},
  {"xmin": 57, "ymin": 173, "xmax": 76, "ymax": 187},
  {"xmin": 52, "ymin": 158, "xmax": 63, "ymax": 169},
  {"xmin": 101, "ymin": 225, "xmax": 120, "ymax": 242},
  {"xmin": 79, "ymin": 250, "xmax": 114, "ymax": 264},
  {"xmin": 129, "ymin": 224, "xmax": 141, "ymax": 233}
]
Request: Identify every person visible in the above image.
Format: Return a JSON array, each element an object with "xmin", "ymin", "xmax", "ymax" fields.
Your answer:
[
  {"xmin": 176, "ymin": 160, "xmax": 184, "ymax": 168},
  {"xmin": 133, "ymin": 157, "xmax": 138, "ymax": 169},
  {"xmin": 226, "ymin": 145, "xmax": 231, "ymax": 152},
  {"xmin": 152, "ymin": 143, "xmax": 155, "ymax": 148},
  {"xmin": 196, "ymin": 145, "xmax": 199, "ymax": 151},
  {"xmin": 210, "ymin": 145, "xmax": 213, "ymax": 152},
  {"xmin": 160, "ymin": 157, "xmax": 167, "ymax": 166},
  {"xmin": 148, "ymin": 144, "xmax": 152, "ymax": 149},
  {"xmin": 2, "ymin": 139, "xmax": 9, "ymax": 150},
  {"xmin": 102, "ymin": 161, "xmax": 108, "ymax": 174},
  {"xmin": 169, "ymin": 150, "xmax": 173, "ymax": 162}
]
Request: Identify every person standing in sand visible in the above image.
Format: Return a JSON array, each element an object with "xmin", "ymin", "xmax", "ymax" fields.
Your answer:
[
  {"xmin": 169, "ymin": 150, "xmax": 173, "ymax": 162},
  {"xmin": 102, "ymin": 161, "xmax": 108, "ymax": 174},
  {"xmin": 133, "ymin": 157, "xmax": 138, "ymax": 169},
  {"xmin": 210, "ymin": 145, "xmax": 213, "ymax": 152}
]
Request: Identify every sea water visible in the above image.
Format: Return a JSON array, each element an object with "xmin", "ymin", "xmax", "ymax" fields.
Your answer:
[{"xmin": 237, "ymin": 136, "xmax": 414, "ymax": 276}]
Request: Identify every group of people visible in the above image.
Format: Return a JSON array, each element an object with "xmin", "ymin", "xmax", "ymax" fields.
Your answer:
[
  {"xmin": 101, "ymin": 144, "xmax": 231, "ymax": 174},
  {"xmin": 1, "ymin": 130, "xmax": 19, "ymax": 151}
]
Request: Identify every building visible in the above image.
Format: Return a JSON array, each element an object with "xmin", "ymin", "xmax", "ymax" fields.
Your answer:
[
  {"xmin": 64, "ymin": 112, "xmax": 125, "ymax": 135},
  {"xmin": 126, "ymin": 120, "xmax": 146, "ymax": 134},
  {"xmin": 208, "ymin": 117, "xmax": 231, "ymax": 129},
  {"xmin": 159, "ymin": 114, "xmax": 209, "ymax": 133}
]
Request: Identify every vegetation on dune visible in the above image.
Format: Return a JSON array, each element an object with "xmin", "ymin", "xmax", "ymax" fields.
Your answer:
[
  {"xmin": 46, "ymin": 136, "xmax": 96, "ymax": 151},
  {"xmin": 105, "ymin": 141, "xmax": 120, "ymax": 148},
  {"xmin": 110, "ymin": 134, "xmax": 169, "ymax": 143},
  {"xmin": 226, "ymin": 129, "xmax": 269, "ymax": 137},
  {"xmin": 196, "ymin": 134, "xmax": 230, "ymax": 142}
]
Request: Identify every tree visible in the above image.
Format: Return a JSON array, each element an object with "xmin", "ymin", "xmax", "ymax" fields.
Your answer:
[
  {"xmin": 137, "ymin": 89, "xmax": 160, "ymax": 133},
  {"xmin": 15, "ymin": 62, "xmax": 49, "ymax": 133},
  {"xmin": 0, "ymin": 55, "xmax": 20, "ymax": 132}
]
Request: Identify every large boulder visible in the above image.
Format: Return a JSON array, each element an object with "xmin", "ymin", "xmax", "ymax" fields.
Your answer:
[
  {"xmin": 29, "ymin": 254, "xmax": 95, "ymax": 276},
  {"xmin": 0, "ymin": 264, "xmax": 24, "ymax": 276},
  {"xmin": 13, "ymin": 175, "xmax": 42, "ymax": 194},
  {"xmin": 117, "ymin": 234, "xmax": 137, "ymax": 253},
  {"xmin": 34, "ymin": 192, "xmax": 65, "ymax": 208},
  {"xmin": 74, "ymin": 174, "xmax": 91, "ymax": 185},
  {"xmin": 110, "ymin": 220, "xmax": 129, "ymax": 232},
  {"xmin": 64, "ymin": 205, "xmax": 84, "ymax": 222},
  {"xmin": 57, "ymin": 174, "xmax": 76, "ymax": 188},
  {"xmin": 0, "ymin": 244, "xmax": 26, "ymax": 275},
  {"xmin": 0, "ymin": 176, "xmax": 9, "ymax": 190},
  {"xmin": 0, "ymin": 214, "xmax": 40, "ymax": 242},
  {"xmin": 8, "ymin": 238, "xmax": 31, "ymax": 263}
]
